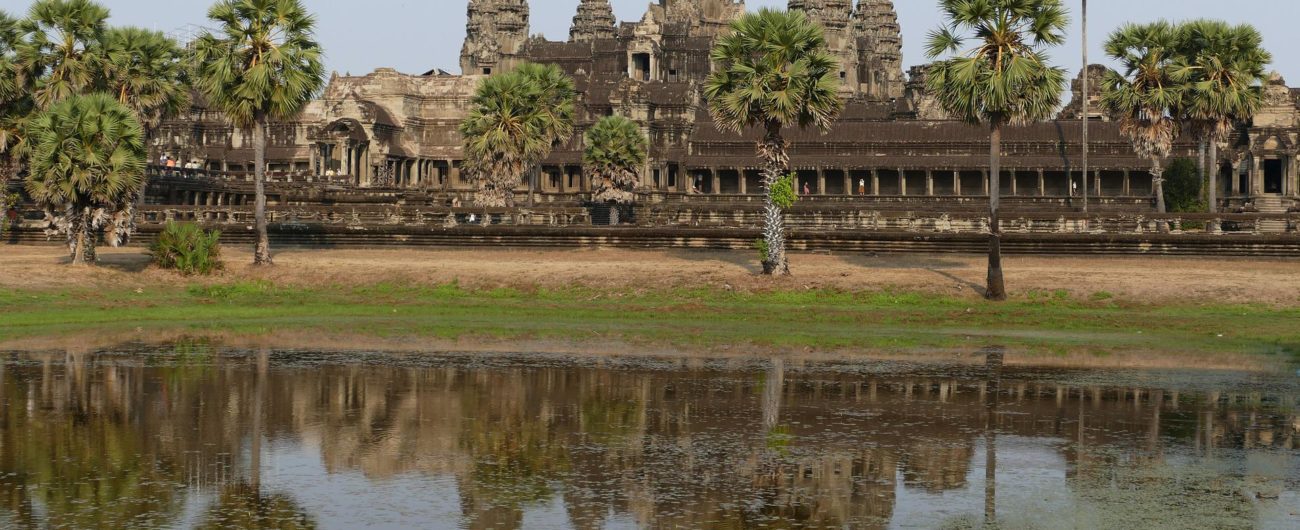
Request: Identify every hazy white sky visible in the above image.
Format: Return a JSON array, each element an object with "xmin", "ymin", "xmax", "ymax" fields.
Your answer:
[{"xmin": 2, "ymin": 0, "xmax": 1296, "ymax": 81}]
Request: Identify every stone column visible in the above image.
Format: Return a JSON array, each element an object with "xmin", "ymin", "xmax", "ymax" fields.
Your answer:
[
  {"xmin": 817, "ymin": 169, "xmax": 827, "ymax": 195},
  {"xmin": 1122, "ymin": 170, "xmax": 1131, "ymax": 196},
  {"xmin": 870, "ymin": 169, "xmax": 879, "ymax": 196},
  {"xmin": 1094, "ymin": 170, "xmax": 1102, "ymax": 199},
  {"xmin": 711, "ymin": 168, "xmax": 721, "ymax": 195},
  {"xmin": 1252, "ymin": 156, "xmax": 1263, "ymax": 195},
  {"xmin": 738, "ymin": 170, "xmax": 747, "ymax": 195},
  {"xmin": 1037, "ymin": 169, "xmax": 1046, "ymax": 196},
  {"xmin": 843, "ymin": 172, "xmax": 852, "ymax": 196},
  {"xmin": 1010, "ymin": 170, "xmax": 1018, "ymax": 196},
  {"xmin": 448, "ymin": 161, "xmax": 460, "ymax": 190},
  {"xmin": 982, "ymin": 170, "xmax": 990, "ymax": 195},
  {"xmin": 898, "ymin": 169, "xmax": 906, "ymax": 196},
  {"xmin": 925, "ymin": 170, "xmax": 935, "ymax": 196},
  {"xmin": 954, "ymin": 170, "xmax": 962, "ymax": 197}
]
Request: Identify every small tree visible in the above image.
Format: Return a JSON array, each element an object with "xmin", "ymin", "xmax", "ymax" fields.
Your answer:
[
  {"xmin": 1163, "ymin": 158, "xmax": 1204, "ymax": 213},
  {"xmin": 584, "ymin": 115, "xmax": 647, "ymax": 205},
  {"xmin": 193, "ymin": 0, "xmax": 324, "ymax": 265},
  {"xmin": 1101, "ymin": 21, "xmax": 1184, "ymax": 220},
  {"xmin": 460, "ymin": 63, "xmax": 575, "ymax": 208},
  {"xmin": 705, "ymin": 9, "xmax": 842, "ymax": 275},
  {"xmin": 925, "ymin": 0, "xmax": 1069, "ymax": 300},
  {"xmin": 23, "ymin": 93, "xmax": 145, "ymax": 264}
]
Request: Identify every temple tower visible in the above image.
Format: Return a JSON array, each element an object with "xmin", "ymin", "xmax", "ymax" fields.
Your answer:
[
  {"xmin": 570, "ymin": 0, "xmax": 617, "ymax": 42},
  {"xmin": 789, "ymin": 0, "xmax": 857, "ymax": 95},
  {"xmin": 853, "ymin": 0, "xmax": 905, "ymax": 100},
  {"xmin": 460, "ymin": 0, "xmax": 530, "ymax": 75},
  {"xmin": 663, "ymin": 0, "xmax": 746, "ymax": 37}
]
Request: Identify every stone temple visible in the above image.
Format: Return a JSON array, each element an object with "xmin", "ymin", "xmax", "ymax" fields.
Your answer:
[{"xmin": 149, "ymin": 0, "xmax": 1300, "ymax": 214}]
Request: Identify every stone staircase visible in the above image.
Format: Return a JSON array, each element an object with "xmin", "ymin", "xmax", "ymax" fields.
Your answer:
[{"xmin": 1254, "ymin": 195, "xmax": 1289, "ymax": 233}]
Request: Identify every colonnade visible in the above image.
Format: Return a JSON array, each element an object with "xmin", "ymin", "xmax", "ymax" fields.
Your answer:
[{"xmin": 681, "ymin": 167, "xmax": 1153, "ymax": 198}]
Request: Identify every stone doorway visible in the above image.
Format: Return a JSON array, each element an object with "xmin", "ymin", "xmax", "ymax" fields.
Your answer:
[{"xmin": 1264, "ymin": 159, "xmax": 1283, "ymax": 194}]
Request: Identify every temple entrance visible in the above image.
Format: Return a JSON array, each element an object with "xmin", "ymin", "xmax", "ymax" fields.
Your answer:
[{"xmin": 1264, "ymin": 159, "xmax": 1283, "ymax": 194}]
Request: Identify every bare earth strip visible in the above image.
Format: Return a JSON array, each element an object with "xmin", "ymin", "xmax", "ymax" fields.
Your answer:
[{"xmin": 4, "ymin": 245, "xmax": 1300, "ymax": 306}]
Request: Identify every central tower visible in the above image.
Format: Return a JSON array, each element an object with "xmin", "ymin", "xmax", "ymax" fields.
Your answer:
[{"xmin": 460, "ymin": 0, "xmax": 530, "ymax": 75}]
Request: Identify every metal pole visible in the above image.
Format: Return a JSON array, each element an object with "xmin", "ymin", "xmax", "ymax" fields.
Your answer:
[{"xmin": 1081, "ymin": 0, "xmax": 1090, "ymax": 213}]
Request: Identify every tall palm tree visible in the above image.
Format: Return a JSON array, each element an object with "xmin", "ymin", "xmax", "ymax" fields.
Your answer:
[
  {"xmin": 584, "ymin": 115, "xmax": 647, "ymax": 206},
  {"xmin": 925, "ymin": 0, "xmax": 1069, "ymax": 301},
  {"xmin": 102, "ymin": 27, "xmax": 190, "ymax": 136},
  {"xmin": 515, "ymin": 62, "xmax": 576, "ymax": 208},
  {"xmin": 1176, "ymin": 20, "xmax": 1270, "ymax": 222},
  {"xmin": 23, "ymin": 93, "xmax": 146, "ymax": 265},
  {"xmin": 459, "ymin": 63, "xmax": 575, "ymax": 209},
  {"xmin": 16, "ymin": 0, "xmax": 108, "ymax": 110},
  {"xmin": 103, "ymin": 26, "xmax": 191, "ymax": 224},
  {"xmin": 1101, "ymin": 21, "xmax": 1185, "ymax": 220},
  {"xmin": 704, "ymin": 9, "xmax": 842, "ymax": 276},
  {"xmin": 193, "ymin": 0, "xmax": 324, "ymax": 265}
]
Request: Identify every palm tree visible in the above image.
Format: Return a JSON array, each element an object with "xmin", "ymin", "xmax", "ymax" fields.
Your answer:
[
  {"xmin": 193, "ymin": 0, "xmax": 324, "ymax": 265},
  {"xmin": 704, "ymin": 9, "xmax": 842, "ymax": 276},
  {"xmin": 1176, "ymin": 20, "xmax": 1270, "ymax": 223},
  {"xmin": 16, "ymin": 0, "xmax": 108, "ymax": 110},
  {"xmin": 459, "ymin": 63, "xmax": 575, "ymax": 209},
  {"xmin": 1100, "ymin": 21, "xmax": 1185, "ymax": 221},
  {"xmin": 23, "ymin": 93, "xmax": 146, "ymax": 265},
  {"xmin": 584, "ymin": 115, "xmax": 647, "ymax": 206},
  {"xmin": 924, "ymin": 0, "xmax": 1069, "ymax": 301},
  {"xmin": 0, "ymin": 9, "xmax": 28, "ymax": 157},
  {"xmin": 102, "ymin": 27, "xmax": 190, "ymax": 136},
  {"xmin": 515, "ymin": 62, "xmax": 576, "ymax": 208}
]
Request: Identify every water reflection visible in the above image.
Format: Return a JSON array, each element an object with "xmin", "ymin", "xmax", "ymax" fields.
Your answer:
[{"xmin": 0, "ymin": 348, "xmax": 1296, "ymax": 529}]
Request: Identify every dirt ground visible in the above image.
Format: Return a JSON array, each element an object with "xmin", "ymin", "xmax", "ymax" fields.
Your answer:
[{"xmin": 4, "ymin": 244, "xmax": 1300, "ymax": 305}]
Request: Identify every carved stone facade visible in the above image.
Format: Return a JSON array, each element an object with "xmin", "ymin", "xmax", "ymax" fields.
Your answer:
[{"xmin": 146, "ymin": 0, "xmax": 1300, "ymax": 212}]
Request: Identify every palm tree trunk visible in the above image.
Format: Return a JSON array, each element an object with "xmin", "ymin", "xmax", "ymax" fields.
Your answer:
[
  {"xmin": 760, "ymin": 121, "xmax": 790, "ymax": 276},
  {"xmin": 71, "ymin": 206, "xmax": 89, "ymax": 265},
  {"xmin": 1153, "ymin": 159, "xmax": 1169, "ymax": 233},
  {"xmin": 986, "ymin": 123, "xmax": 1007, "ymax": 301},
  {"xmin": 252, "ymin": 115, "xmax": 272, "ymax": 265},
  {"xmin": 1081, "ymin": 0, "xmax": 1089, "ymax": 214}
]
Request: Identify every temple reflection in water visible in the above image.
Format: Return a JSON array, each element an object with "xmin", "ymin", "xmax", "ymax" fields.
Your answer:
[{"xmin": 0, "ymin": 348, "xmax": 1296, "ymax": 528}]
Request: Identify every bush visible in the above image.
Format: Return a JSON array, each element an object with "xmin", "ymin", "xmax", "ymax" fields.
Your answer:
[
  {"xmin": 1164, "ymin": 158, "xmax": 1205, "ymax": 213},
  {"xmin": 770, "ymin": 173, "xmax": 798, "ymax": 209},
  {"xmin": 151, "ymin": 222, "xmax": 223, "ymax": 275}
]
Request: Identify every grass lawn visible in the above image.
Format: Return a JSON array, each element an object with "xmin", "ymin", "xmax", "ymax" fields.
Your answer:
[{"xmin": 3, "ymin": 280, "xmax": 1298, "ymax": 366}]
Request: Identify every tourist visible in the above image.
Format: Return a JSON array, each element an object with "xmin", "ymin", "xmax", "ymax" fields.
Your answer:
[
  {"xmin": 858, "ymin": 178, "xmax": 866, "ymax": 195},
  {"xmin": 803, "ymin": 182, "xmax": 810, "ymax": 196}
]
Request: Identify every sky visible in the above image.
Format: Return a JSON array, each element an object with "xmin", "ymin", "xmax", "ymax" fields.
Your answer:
[{"xmin": 1, "ymin": 0, "xmax": 1296, "ymax": 81}]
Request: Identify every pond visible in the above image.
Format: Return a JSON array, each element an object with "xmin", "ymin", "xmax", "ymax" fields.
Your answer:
[{"xmin": 0, "ymin": 346, "xmax": 1296, "ymax": 529}]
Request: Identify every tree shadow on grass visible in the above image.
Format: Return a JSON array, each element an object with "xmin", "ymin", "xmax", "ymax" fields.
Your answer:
[
  {"xmin": 665, "ymin": 248, "xmax": 763, "ymax": 274},
  {"xmin": 835, "ymin": 253, "xmax": 988, "ymax": 296}
]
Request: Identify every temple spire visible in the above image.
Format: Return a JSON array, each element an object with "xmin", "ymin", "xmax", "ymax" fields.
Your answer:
[
  {"xmin": 460, "ymin": 0, "xmax": 530, "ymax": 75},
  {"xmin": 852, "ymin": 0, "xmax": 905, "ymax": 99},
  {"xmin": 570, "ymin": 0, "xmax": 617, "ymax": 43}
]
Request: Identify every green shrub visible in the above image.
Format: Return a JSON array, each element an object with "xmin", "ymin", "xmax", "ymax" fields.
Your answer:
[
  {"xmin": 151, "ymin": 222, "xmax": 223, "ymax": 275},
  {"xmin": 1164, "ymin": 158, "xmax": 1206, "ymax": 213},
  {"xmin": 770, "ymin": 172, "xmax": 798, "ymax": 209},
  {"xmin": 755, "ymin": 238, "xmax": 770, "ymax": 263}
]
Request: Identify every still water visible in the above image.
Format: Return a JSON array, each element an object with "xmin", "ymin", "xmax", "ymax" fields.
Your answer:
[{"xmin": 0, "ymin": 347, "xmax": 1296, "ymax": 529}]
